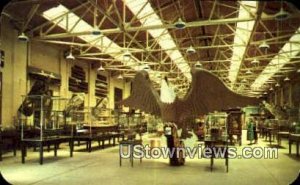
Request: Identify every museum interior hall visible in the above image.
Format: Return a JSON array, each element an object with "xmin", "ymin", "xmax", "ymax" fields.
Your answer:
[{"xmin": 0, "ymin": 0, "xmax": 300, "ymax": 184}]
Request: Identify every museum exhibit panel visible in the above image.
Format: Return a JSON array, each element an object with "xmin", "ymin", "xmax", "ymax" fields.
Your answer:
[{"xmin": 0, "ymin": 0, "xmax": 300, "ymax": 184}]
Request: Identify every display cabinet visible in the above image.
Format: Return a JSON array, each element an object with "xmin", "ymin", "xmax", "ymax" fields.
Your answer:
[
  {"xmin": 226, "ymin": 109, "xmax": 243, "ymax": 145},
  {"xmin": 19, "ymin": 95, "xmax": 74, "ymax": 164},
  {"xmin": 71, "ymin": 107, "xmax": 124, "ymax": 152},
  {"xmin": 204, "ymin": 112, "xmax": 229, "ymax": 171},
  {"xmin": 205, "ymin": 112, "xmax": 228, "ymax": 140},
  {"xmin": 115, "ymin": 111, "xmax": 145, "ymax": 139},
  {"xmin": 19, "ymin": 95, "xmax": 73, "ymax": 139},
  {"xmin": 95, "ymin": 74, "xmax": 108, "ymax": 98},
  {"xmin": 69, "ymin": 65, "xmax": 88, "ymax": 93}
]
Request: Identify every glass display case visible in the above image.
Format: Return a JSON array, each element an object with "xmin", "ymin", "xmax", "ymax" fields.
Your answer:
[
  {"xmin": 226, "ymin": 110, "xmax": 243, "ymax": 145},
  {"xmin": 115, "ymin": 111, "xmax": 144, "ymax": 139},
  {"xmin": 19, "ymin": 95, "xmax": 74, "ymax": 164},
  {"xmin": 71, "ymin": 107, "xmax": 115, "ymax": 136},
  {"xmin": 205, "ymin": 112, "xmax": 228, "ymax": 140},
  {"xmin": 19, "ymin": 95, "xmax": 72, "ymax": 141}
]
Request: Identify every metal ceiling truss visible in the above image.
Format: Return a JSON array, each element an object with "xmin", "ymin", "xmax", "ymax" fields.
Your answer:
[{"xmin": 6, "ymin": 0, "xmax": 299, "ymax": 96}]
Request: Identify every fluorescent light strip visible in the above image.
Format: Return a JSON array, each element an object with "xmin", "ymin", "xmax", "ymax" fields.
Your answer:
[
  {"xmin": 228, "ymin": 1, "xmax": 257, "ymax": 84},
  {"xmin": 124, "ymin": 0, "xmax": 192, "ymax": 80},
  {"xmin": 43, "ymin": 5, "xmax": 163, "ymax": 81},
  {"xmin": 251, "ymin": 26, "xmax": 300, "ymax": 90}
]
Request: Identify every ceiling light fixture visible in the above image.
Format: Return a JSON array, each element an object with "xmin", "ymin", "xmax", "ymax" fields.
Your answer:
[
  {"xmin": 174, "ymin": 18, "xmax": 186, "ymax": 29},
  {"xmin": 123, "ymin": 50, "xmax": 131, "ymax": 61},
  {"xmin": 297, "ymin": 69, "xmax": 300, "ymax": 73},
  {"xmin": 284, "ymin": 76, "xmax": 290, "ymax": 81},
  {"xmin": 194, "ymin": 61, "xmax": 202, "ymax": 68},
  {"xmin": 242, "ymin": 79, "xmax": 247, "ymax": 83},
  {"xmin": 186, "ymin": 46, "xmax": 196, "ymax": 54},
  {"xmin": 117, "ymin": 74, "xmax": 123, "ymax": 79},
  {"xmin": 66, "ymin": 52, "xmax": 75, "ymax": 60},
  {"xmin": 275, "ymin": 82, "xmax": 280, "ymax": 87},
  {"xmin": 245, "ymin": 69, "xmax": 252, "ymax": 75},
  {"xmin": 269, "ymin": 87, "xmax": 274, "ymax": 91},
  {"xmin": 97, "ymin": 64, "xmax": 104, "ymax": 71},
  {"xmin": 142, "ymin": 64, "xmax": 150, "ymax": 71},
  {"xmin": 251, "ymin": 58, "xmax": 260, "ymax": 65},
  {"xmin": 18, "ymin": 32, "xmax": 29, "ymax": 42},
  {"xmin": 263, "ymin": 92, "xmax": 268, "ymax": 95},
  {"xmin": 275, "ymin": 7, "xmax": 290, "ymax": 21},
  {"xmin": 259, "ymin": 32, "xmax": 270, "ymax": 50},
  {"xmin": 259, "ymin": 40, "xmax": 270, "ymax": 49},
  {"xmin": 91, "ymin": 26, "xmax": 101, "ymax": 35}
]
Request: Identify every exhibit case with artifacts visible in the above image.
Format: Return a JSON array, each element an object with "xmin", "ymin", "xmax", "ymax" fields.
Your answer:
[
  {"xmin": 115, "ymin": 111, "xmax": 145, "ymax": 140},
  {"xmin": 70, "ymin": 105, "xmax": 124, "ymax": 152},
  {"xmin": 205, "ymin": 112, "xmax": 228, "ymax": 140},
  {"xmin": 226, "ymin": 109, "xmax": 243, "ymax": 145},
  {"xmin": 19, "ymin": 95, "xmax": 74, "ymax": 164},
  {"xmin": 19, "ymin": 95, "xmax": 73, "ymax": 140}
]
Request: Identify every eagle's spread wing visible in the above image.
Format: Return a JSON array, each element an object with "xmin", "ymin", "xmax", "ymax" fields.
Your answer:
[
  {"xmin": 119, "ymin": 70, "xmax": 161, "ymax": 116},
  {"xmin": 177, "ymin": 69, "xmax": 260, "ymax": 119}
]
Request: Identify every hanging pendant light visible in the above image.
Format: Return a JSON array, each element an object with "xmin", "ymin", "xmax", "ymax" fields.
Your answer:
[
  {"xmin": 245, "ymin": 69, "xmax": 252, "ymax": 75},
  {"xmin": 117, "ymin": 73, "xmax": 123, "ymax": 79},
  {"xmin": 123, "ymin": 50, "xmax": 131, "ymax": 61},
  {"xmin": 259, "ymin": 32, "xmax": 270, "ymax": 50},
  {"xmin": 66, "ymin": 52, "xmax": 75, "ymax": 60},
  {"xmin": 275, "ymin": 82, "xmax": 280, "ymax": 87},
  {"xmin": 259, "ymin": 41, "xmax": 270, "ymax": 49},
  {"xmin": 91, "ymin": 26, "xmax": 101, "ymax": 35},
  {"xmin": 194, "ymin": 61, "xmax": 202, "ymax": 68},
  {"xmin": 186, "ymin": 46, "xmax": 196, "ymax": 54},
  {"xmin": 174, "ymin": 18, "xmax": 186, "ymax": 29},
  {"xmin": 92, "ymin": 0, "xmax": 101, "ymax": 36},
  {"xmin": 275, "ymin": 7, "xmax": 290, "ymax": 21},
  {"xmin": 142, "ymin": 64, "xmax": 150, "ymax": 71},
  {"xmin": 18, "ymin": 32, "xmax": 29, "ymax": 42},
  {"xmin": 284, "ymin": 76, "xmax": 290, "ymax": 81},
  {"xmin": 251, "ymin": 58, "xmax": 260, "ymax": 65},
  {"xmin": 97, "ymin": 64, "xmax": 104, "ymax": 71}
]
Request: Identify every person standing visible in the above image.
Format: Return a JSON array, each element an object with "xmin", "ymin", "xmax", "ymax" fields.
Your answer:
[
  {"xmin": 247, "ymin": 118, "xmax": 254, "ymax": 145},
  {"xmin": 253, "ymin": 117, "xmax": 258, "ymax": 144}
]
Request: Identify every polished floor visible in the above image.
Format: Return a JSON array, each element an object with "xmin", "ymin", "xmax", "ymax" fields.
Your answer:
[{"xmin": 0, "ymin": 131, "xmax": 299, "ymax": 185}]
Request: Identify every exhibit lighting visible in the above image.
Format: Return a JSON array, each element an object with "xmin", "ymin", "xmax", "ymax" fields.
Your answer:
[
  {"xmin": 66, "ymin": 52, "xmax": 75, "ymax": 60},
  {"xmin": 174, "ymin": 18, "xmax": 186, "ymax": 29},
  {"xmin": 18, "ymin": 32, "xmax": 29, "ymax": 42}
]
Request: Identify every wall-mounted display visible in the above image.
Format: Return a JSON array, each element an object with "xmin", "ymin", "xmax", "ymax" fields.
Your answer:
[
  {"xmin": 95, "ymin": 74, "xmax": 108, "ymax": 98},
  {"xmin": 69, "ymin": 65, "xmax": 88, "ymax": 93}
]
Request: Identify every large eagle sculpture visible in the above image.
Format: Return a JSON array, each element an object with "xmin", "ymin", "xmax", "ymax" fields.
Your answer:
[{"xmin": 120, "ymin": 67, "xmax": 260, "ymax": 137}]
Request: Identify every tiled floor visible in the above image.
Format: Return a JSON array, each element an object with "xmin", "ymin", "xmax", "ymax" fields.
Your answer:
[{"xmin": 0, "ymin": 132, "xmax": 299, "ymax": 185}]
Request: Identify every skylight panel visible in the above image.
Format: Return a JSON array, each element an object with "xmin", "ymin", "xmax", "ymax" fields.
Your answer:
[
  {"xmin": 125, "ymin": 0, "xmax": 192, "ymax": 80},
  {"xmin": 228, "ymin": 1, "xmax": 257, "ymax": 84},
  {"xmin": 251, "ymin": 27, "xmax": 300, "ymax": 90},
  {"xmin": 43, "ymin": 5, "xmax": 137, "ymax": 67}
]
